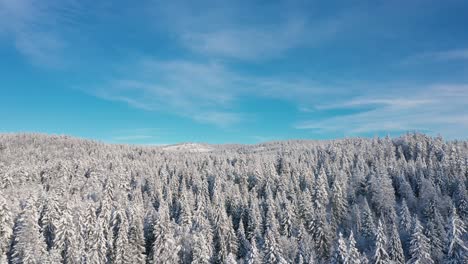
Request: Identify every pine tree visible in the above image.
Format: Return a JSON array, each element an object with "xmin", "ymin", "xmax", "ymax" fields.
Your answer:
[
  {"xmin": 39, "ymin": 196, "xmax": 61, "ymax": 251},
  {"xmin": 407, "ymin": 218, "xmax": 433, "ymax": 264},
  {"xmin": 372, "ymin": 219, "xmax": 390, "ymax": 264},
  {"xmin": 331, "ymin": 178, "xmax": 347, "ymax": 226},
  {"xmin": 280, "ymin": 200, "xmax": 294, "ymax": 238},
  {"xmin": 445, "ymin": 207, "xmax": 467, "ymax": 264},
  {"xmin": 237, "ymin": 221, "xmax": 250, "ymax": 259},
  {"xmin": 191, "ymin": 232, "xmax": 211, "ymax": 264},
  {"xmin": 11, "ymin": 199, "xmax": 47, "ymax": 264},
  {"xmin": 87, "ymin": 218, "xmax": 108, "ymax": 264},
  {"xmin": 112, "ymin": 212, "xmax": 131, "ymax": 264},
  {"xmin": 52, "ymin": 205, "xmax": 81, "ymax": 264},
  {"xmin": 263, "ymin": 228, "xmax": 287, "ymax": 264},
  {"xmin": 245, "ymin": 239, "xmax": 261, "ymax": 264},
  {"xmin": 309, "ymin": 210, "xmax": 331, "ymax": 261},
  {"xmin": 0, "ymin": 195, "xmax": 12, "ymax": 261},
  {"xmin": 152, "ymin": 203, "xmax": 180, "ymax": 263},
  {"xmin": 398, "ymin": 199, "xmax": 412, "ymax": 234},
  {"xmin": 312, "ymin": 167, "xmax": 329, "ymax": 211},
  {"xmin": 423, "ymin": 202, "xmax": 445, "ymax": 263},
  {"xmin": 330, "ymin": 232, "xmax": 347, "ymax": 264},
  {"xmin": 387, "ymin": 223, "xmax": 404, "ymax": 264},
  {"xmin": 127, "ymin": 213, "xmax": 146, "ymax": 263},
  {"xmin": 360, "ymin": 199, "xmax": 376, "ymax": 250},
  {"xmin": 347, "ymin": 231, "xmax": 361, "ymax": 264}
]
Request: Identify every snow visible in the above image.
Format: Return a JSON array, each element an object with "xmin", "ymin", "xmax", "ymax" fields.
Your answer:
[{"xmin": 161, "ymin": 143, "xmax": 213, "ymax": 153}]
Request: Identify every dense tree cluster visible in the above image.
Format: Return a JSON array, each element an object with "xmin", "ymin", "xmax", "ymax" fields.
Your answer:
[{"xmin": 0, "ymin": 133, "xmax": 467, "ymax": 263}]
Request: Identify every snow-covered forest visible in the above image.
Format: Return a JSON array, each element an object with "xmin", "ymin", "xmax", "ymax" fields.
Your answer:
[{"xmin": 0, "ymin": 133, "xmax": 466, "ymax": 264}]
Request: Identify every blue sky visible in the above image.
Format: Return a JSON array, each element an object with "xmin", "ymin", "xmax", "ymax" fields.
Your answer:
[{"xmin": 1, "ymin": 0, "xmax": 467, "ymax": 144}]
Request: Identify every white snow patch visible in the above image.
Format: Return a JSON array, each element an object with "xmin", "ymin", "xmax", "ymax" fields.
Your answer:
[{"xmin": 161, "ymin": 143, "xmax": 213, "ymax": 153}]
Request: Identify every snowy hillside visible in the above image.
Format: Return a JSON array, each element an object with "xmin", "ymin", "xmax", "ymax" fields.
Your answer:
[
  {"xmin": 162, "ymin": 143, "xmax": 214, "ymax": 153},
  {"xmin": 0, "ymin": 133, "xmax": 466, "ymax": 263}
]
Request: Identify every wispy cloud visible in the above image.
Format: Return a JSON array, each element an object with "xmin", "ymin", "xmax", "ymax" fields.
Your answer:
[
  {"xmin": 296, "ymin": 84, "xmax": 468, "ymax": 138},
  {"xmin": 90, "ymin": 59, "xmax": 243, "ymax": 127},
  {"xmin": 88, "ymin": 56, "xmax": 334, "ymax": 127},
  {"xmin": 0, "ymin": 0, "xmax": 81, "ymax": 67},
  {"xmin": 150, "ymin": 0, "xmax": 345, "ymax": 61}
]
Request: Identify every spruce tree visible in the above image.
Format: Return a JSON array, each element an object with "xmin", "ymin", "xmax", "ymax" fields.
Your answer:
[
  {"xmin": 0, "ymin": 195, "xmax": 12, "ymax": 261},
  {"xmin": 330, "ymin": 232, "xmax": 348, "ymax": 264},
  {"xmin": 407, "ymin": 218, "xmax": 433, "ymax": 264},
  {"xmin": 387, "ymin": 223, "xmax": 404, "ymax": 264},
  {"xmin": 11, "ymin": 199, "xmax": 48, "ymax": 264},
  {"xmin": 347, "ymin": 231, "xmax": 361, "ymax": 264},
  {"xmin": 445, "ymin": 207, "xmax": 467, "ymax": 264},
  {"xmin": 372, "ymin": 219, "xmax": 390, "ymax": 264},
  {"xmin": 263, "ymin": 228, "xmax": 287, "ymax": 264}
]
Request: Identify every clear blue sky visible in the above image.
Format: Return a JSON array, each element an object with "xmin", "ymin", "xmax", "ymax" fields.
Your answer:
[{"xmin": 1, "ymin": 0, "xmax": 467, "ymax": 144}]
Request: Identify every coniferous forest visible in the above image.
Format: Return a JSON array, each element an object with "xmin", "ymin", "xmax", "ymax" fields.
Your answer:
[{"xmin": 0, "ymin": 133, "xmax": 466, "ymax": 264}]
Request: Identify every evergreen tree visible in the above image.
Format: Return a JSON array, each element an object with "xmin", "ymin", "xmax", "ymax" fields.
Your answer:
[
  {"xmin": 263, "ymin": 228, "xmax": 287, "ymax": 264},
  {"xmin": 387, "ymin": 223, "xmax": 404, "ymax": 264},
  {"xmin": 423, "ymin": 202, "xmax": 445, "ymax": 263},
  {"xmin": 87, "ymin": 218, "xmax": 108, "ymax": 264},
  {"xmin": 245, "ymin": 239, "xmax": 261, "ymax": 264},
  {"xmin": 331, "ymin": 232, "xmax": 348, "ymax": 264},
  {"xmin": 112, "ymin": 212, "xmax": 131, "ymax": 264},
  {"xmin": 445, "ymin": 207, "xmax": 467, "ymax": 264},
  {"xmin": 0, "ymin": 195, "xmax": 12, "ymax": 261},
  {"xmin": 360, "ymin": 199, "xmax": 376, "ymax": 250},
  {"xmin": 51, "ymin": 205, "xmax": 81, "ymax": 264},
  {"xmin": 127, "ymin": 213, "xmax": 146, "ymax": 263},
  {"xmin": 347, "ymin": 231, "xmax": 361, "ymax": 264},
  {"xmin": 11, "ymin": 199, "xmax": 47, "ymax": 264},
  {"xmin": 407, "ymin": 218, "xmax": 433, "ymax": 264},
  {"xmin": 372, "ymin": 219, "xmax": 390, "ymax": 264},
  {"xmin": 152, "ymin": 204, "xmax": 180, "ymax": 263},
  {"xmin": 191, "ymin": 232, "xmax": 211, "ymax": 264}
]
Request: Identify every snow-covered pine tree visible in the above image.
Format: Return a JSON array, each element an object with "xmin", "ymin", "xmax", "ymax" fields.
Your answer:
[
  {"xmin": 152, "ymin": 203, "xmax": 180, "ymax": 263},
  {"xmin": 423, "ymin": 200, "xmax": 445, "ymax": 263},
  {"xmin": 372, "ymin": 219, "xmax": 390, "ymax": 264},
  {"xmin": 112, "ymin": 211, "xmax": 131, "ymax": 264},
  {"xmin": 0, "ymin": 195, "xmax": 12, "ymax": 262},
  {"xmin": 407, "ymin": 217, "xmax": 433, "ymax": 264},
  {"xmin": 330, "ymin": 232, "xmax": 348, "ymax": 264},
  {"xmin": 263, "ymin": 228, "xmax": 287, "ymax": 264},
  {"xmin": 347, "ymin": 231, "xmax": 361, "ymax": 264},
  {"xmin": 280, "ymin": 200, "xmax": 294, "ymax": 238},
  {"xmin": 39, "ymin": 195, "xmax": 61, "ymax": 251},
  {"xmin": 87, "ymin": 218, "xmax": 108, "ymax": 264},
  {"xmin": 360, "ymin": 199, "xmax": 376, "ymax": 251},
  {"xmin": 331, "ymin": 176, "xmax": 347, "ymax": 227},
  {"xmin": 445, "ymin": 207, "xmax": 468, "ymax": 264},
  {"xmin": 387, "ymin": 223, "xmax": 404, "ymax": 264},
  {"xmin": 237, "ymin": 221, "xmax": 250, "ymax": 259},
  {"xmin": 245, "ymin": 239, "xmax": 261, "ymax": 264},
  {"xmin": 11, "ymin": 198, "xmax": 48, "ymax": 264},
  {"xmin": 127, "ymin": 211, "xmax": 146, "ymax": 263},
  {"xmin": 398, "ymin": 200, "xmax": 412, "ymax": 235},
  {"xmin": 51, "ymin": 204, "xmax": 81, "ymax": 264},
  {"xmin": 191, "ymin": 232, "xmax": 211, "ymax": 264}
]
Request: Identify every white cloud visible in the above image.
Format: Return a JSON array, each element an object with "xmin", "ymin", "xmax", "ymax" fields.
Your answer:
[
  {"xmin": 150, "ymin": 0, "xmax": 344, "ymax": 61},
  {"xmin": 296, "ymin": 84, "xmax": 468, "ymax": 139},
  {"xmin": 0, "ymin": 0, "xmax": 80, "ymax": 67},
  {"xmin": 90, "ymin": 59, "xmax": 243, "ymax": 127},
  {"xmin": 88, "ymin": 57, "xmax": 333, "ymax": 127}
]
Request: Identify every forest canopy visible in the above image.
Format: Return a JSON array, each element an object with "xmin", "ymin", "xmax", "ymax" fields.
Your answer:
[{"xmin": 0, "ymin": 133, "xmax": 466, "ymax": 263}]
